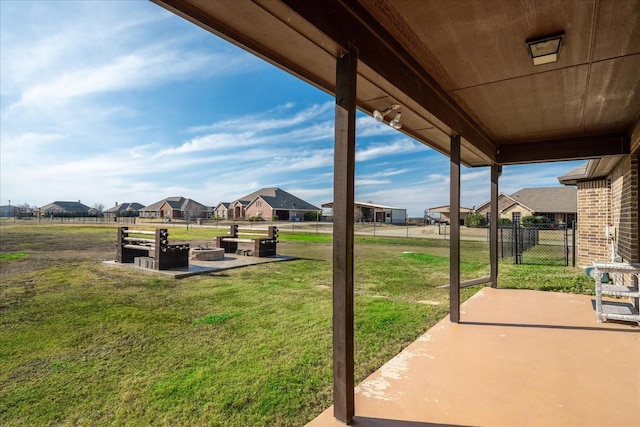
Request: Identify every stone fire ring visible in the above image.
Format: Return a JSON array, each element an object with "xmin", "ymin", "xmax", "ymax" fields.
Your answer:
[{"xmin": 190, "ymin": 247, "xmax": 225, "ymax": 261}]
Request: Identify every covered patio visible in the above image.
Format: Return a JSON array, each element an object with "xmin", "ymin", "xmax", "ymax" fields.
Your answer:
[
  {"xmin": 308, "ymin": 287, "xmax": 639, "ymax": 426},
  {"xmin": 153, "ymin": 1, "xmax": 639, "ymax": 424}
]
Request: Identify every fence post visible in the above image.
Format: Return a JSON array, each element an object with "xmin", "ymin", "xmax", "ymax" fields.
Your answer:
[
  {"xmin": 564, "ymin": 225, "xmax": 569, "ymax": 266},
  {"xmin": 514, "ymin": 221, "xmax": 519, "ymax": 264},
  {"xmin": 572, "ymin": 221, "xmax": 576, "ymax": 267}
]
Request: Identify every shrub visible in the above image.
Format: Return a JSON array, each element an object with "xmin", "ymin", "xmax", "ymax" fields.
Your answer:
[
  {"xmin": 521, "ymin": 215, "xmax": 551, "ymax": 227},
  {"xmin": 497, "ymin": 217, "xmax": 512, "ymax": 226},
  {"xmin": 304, "ymin": 211, "xmax": 320, "ymax": 221},
  {"xmin": 464, "ymin": 213, "xmax": 486, "ymax": 228}
]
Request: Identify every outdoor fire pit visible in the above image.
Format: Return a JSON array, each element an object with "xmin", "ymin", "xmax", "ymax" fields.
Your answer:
[{"xmin": 190, "ymin": 247, "xmax": 225, "ymax": 261}]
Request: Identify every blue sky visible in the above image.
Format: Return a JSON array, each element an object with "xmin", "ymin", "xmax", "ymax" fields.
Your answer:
[{"xmin": 0, "ymin": 1, "xmax": 583, "ymax": 217}]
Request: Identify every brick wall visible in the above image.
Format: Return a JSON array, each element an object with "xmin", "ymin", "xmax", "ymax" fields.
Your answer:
[
  {"xmin": 576, "ymin": 179, "xmax": 610, "ymax": 266},
  {"xmin": 244, "ymin": 203, "xmax": 273, "ymax": 220},
  {"xmin": 501, "ymin": 205, "xmax": 534, "ymax": 221},
  {"xmin": 576, "ymin": 154, "xmax": 640, "ymax": 266},
  {"xmin": 610, "ymin": 155, "xmax": 639, "ymax": 263}
]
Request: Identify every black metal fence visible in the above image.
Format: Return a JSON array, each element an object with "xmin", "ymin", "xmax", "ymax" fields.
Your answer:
[{"xmin": 499, "ymin": 222, "xmax": 576, "ymax": 266}]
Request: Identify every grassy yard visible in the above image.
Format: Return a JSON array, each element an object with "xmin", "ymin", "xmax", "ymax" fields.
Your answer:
[{"xmin": 0, "ymin": 223, "xmax": 593, "ymax": 426}]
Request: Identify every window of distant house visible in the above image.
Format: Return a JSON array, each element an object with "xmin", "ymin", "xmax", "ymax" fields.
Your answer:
[
  {"xmin": 540, "ymin": 212, "xmax": 555, "ymax": 221},
  {"xmin": 512, "ymin": 212, "xmax": 521, "ymax": 223},
  {"xmin": 486, "ymin": 213, "xmax": 491, "ymax": 223}
]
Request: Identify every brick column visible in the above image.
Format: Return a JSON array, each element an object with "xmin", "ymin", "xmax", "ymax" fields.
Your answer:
[{"xmin": 577, "ymin": 180, "xmax": 610, "ymax": 266}]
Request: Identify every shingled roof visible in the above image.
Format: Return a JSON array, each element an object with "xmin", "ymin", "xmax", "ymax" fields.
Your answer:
[
  {"xmin": 39, "ymin": 201, "xmax": 91, "ymax": 213},
  {"xmin": 237, "ymin": 187, "xmax": 319, "ymax": 210},
  {"xmin": 507, "ymin": 187, "xmax": 577, "ymax": 214},
  {"xmin": 141, "ymin": 197, "xmax": 209, "ymax": 212},
  {"xmin": 104, "ymin": 202, "xmax": 145, "ymax": 214}
]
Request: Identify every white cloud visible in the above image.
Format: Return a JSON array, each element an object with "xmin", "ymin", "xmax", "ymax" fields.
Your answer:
[
  {"xmin": 266, "ymin": 149, "xmax": 334, "ymax": 171},
  {"xmin": 356, "ymin": 139, "xmax": 421, "ymax": 162},
  {"xmin": 461, "ymin": 169, "xmax": 489, "ymax": 182},
  {"xmin": 356, "ymin": 178, "xmax": 392, "ymax": 186},
  {"xmin": 189, "ymin": 102, "xmax": 333, "ymax": 134},
  {"xmin": 361, "ymin": 168, "xmax": 414, "ymax": 178}
]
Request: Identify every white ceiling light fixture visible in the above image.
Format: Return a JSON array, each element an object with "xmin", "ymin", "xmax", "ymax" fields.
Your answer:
[
  {"xmin": 373, "ymin": 104, "xmax": 400, "ymax": 122},
  {"xmin": 373, "ymin": 104, "xmax": 402, "ymax": 129},
  {"xmin": 526, "ymin": 32, "xmax": 565, "ymax": 66},
  {"xmin": 389, "ymin": 111, "xmax": 402, "ymax": 129}
]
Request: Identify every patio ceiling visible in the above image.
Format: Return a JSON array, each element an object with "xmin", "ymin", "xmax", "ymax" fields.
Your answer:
[{"xmin": 153, "ymin": 0, "xmax": 640, "ymax": 167}]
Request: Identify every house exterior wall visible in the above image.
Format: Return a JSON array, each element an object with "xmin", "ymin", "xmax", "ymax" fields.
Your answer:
[
  {"xmin": 159, "ymin": 202, "xmax": 173, "ymax": 219},
  {"xmin": 244, "ymin": 200, "xmax": 273, "ymax": 220},
  {"xmin": 576, "ymin": 155, "xmax": 640, "ymax": 266},
  {"xmin": 230, "ymin": 202, "xmax": 245, "ymax": 219},
  {"xmin": 609, "ymin": 155, "xmax": 639, "ymax": 263},
  {"xmin": 576, "ymin": 179, "xmax": 611, "ymax": 266},
  {"xmin": 390, "ymin": 209, "xmax": 406, "ymax": 224},
  {"xmin": 475, "ymin": 194, "xmax": 515, "ymax": 216},
  {"xmin": 501, "ymin": 204, "xmax": 534, "ymax": 221},
  {"xmin": 214, "ymin": 205, "xmax": 229, "ymax": 219}
]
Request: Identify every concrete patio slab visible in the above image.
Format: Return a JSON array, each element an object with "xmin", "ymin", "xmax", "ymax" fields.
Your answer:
[
  {"xmin": 103, "ymin": 254, "xmax": 295, "ymax": 278},
  {"xmin": 308, "ymin": 287, "xmax": 640, "ymax": 427}
]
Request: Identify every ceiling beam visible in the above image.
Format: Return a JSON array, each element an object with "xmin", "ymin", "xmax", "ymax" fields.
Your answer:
[
  {"xmin": 280, "ymin": 0, "xmax": 496, "ymax": 163},
  {"xmin": 497, "ymin": 133, "xmax": 631, "ymax": 164}
]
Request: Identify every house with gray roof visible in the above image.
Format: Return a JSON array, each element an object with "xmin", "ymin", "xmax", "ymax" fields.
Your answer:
[
  {"xmin": 39, "ymin": 201, "xmax": 92, "ymax": 217},
  {"xmin": 104, "ymin": 202, "xmax": 145, "ymax": 219},
  {"xmin": 324, "ymin": 201, "xmax": 407, "ymax": 224},
  {"xmin": 227, "ymin": 187, "xmax": 320, "ymax": 221},
  {"xmin": 475, "ymin": 187, "xmax": 577, "ymax": 226},
  {"xmin": 139, "ymin": 197, "xmax": 211, "ymax": 220}
]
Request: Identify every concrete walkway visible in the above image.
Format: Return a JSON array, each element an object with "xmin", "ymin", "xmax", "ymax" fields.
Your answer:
[{"xmin": 308, "ymin": 287, "xmax": 640, "ymax": 426}]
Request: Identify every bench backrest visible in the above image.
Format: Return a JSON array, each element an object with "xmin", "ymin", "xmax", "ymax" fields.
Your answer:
[{"xmin": 227, "ymin": 224, "xmax": 277, "ymax": 239}]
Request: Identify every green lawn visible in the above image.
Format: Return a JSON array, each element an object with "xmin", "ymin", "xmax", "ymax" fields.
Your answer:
[{"xmin": 0, "ymin": 223, "xmax": 593, "ymax": 426}]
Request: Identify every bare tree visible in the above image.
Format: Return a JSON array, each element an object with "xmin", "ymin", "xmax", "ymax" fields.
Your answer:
[
  {"xmin": 16, "ymin": 203, "xmax": 33, "ymax": 218},
  {"xmin": 93, "ymin": 203, "xmax": 105, "ymax": 214}
]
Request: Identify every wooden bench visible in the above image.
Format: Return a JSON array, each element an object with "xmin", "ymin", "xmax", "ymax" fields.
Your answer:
[
  {"xmin": 216, "ymin": 225, "xmax": 278, "ymax": 257},
  {"xmin": 116, "ymin": 227, "xmax": 189, "ymax": 270}
]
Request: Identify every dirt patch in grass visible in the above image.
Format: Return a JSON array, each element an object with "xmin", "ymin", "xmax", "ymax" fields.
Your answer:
[{"xmin": 0, "ymin": 225, "xmax": 114, "ymax": 276}]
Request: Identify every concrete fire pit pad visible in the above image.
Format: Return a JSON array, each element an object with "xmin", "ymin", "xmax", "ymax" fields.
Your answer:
[
  {"xmin": 104, "ymin": 254, "xmax": 295, "ymax": 278},
  {"xmin": 190, "ymin": 248, "xmax": 225, "ymax": 261}
]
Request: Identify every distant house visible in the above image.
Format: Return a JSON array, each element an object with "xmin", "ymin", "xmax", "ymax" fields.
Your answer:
[
  {"xmin": 39, "ymin": 201, "xmax": 92, "ymax": 217},
  {"xmin": 427, "ymin": 205, "xmax": 474, "ymax": 225},
  {"xmin": 475, "ymin": 187, "xmax": 577, "ymax": 226},
  {"xmin": 226, "ymin": 187, "xmax": 320, "ymax": 221},
  {"xmin": 139, "ymin": 197, "xmax": 211, "ymax": 220},
  {"xmin": 104, "ymin": 202, "xmax": 145, "ymax": 220},
  {"xmin": 323, "ymin": 201, "xmax": 407, "ymax": 224},
  {"xmin": 213, "ymin": 202, "xmax": 231, "ymax": 219},
  {"xmin": 0, "ymin": 205, "xmax": 18, "ymax": 217}
]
